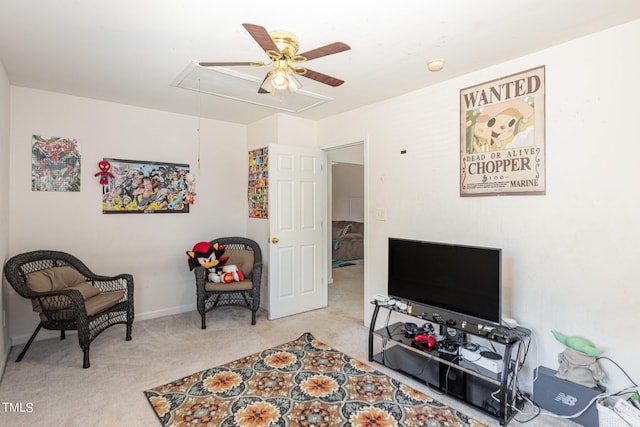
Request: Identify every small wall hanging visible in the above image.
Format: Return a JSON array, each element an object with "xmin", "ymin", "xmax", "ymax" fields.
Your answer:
[
  {"xmin": 95, "ymin": 160, "xmax": 114, "ymax": 187},
  {"xmin": 248, "ymin": 147, "xmax": 268, "ymax": 218},
  {"xmin": 31, "ymin": 134, "xmax": 81, "ymax": 192}
]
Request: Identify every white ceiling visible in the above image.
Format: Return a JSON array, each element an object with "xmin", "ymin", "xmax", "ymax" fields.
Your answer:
[{"xmin": 1, "ymin": 1, "xmax": 639, "ymax": 125}]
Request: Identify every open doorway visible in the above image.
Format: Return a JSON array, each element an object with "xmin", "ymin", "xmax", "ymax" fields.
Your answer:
[{"xmin": 325, "ymin": 143, "xmax": 364, "ymax": 315}]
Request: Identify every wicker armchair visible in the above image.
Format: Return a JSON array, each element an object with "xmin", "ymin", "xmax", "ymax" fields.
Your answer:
[
  {"xmin": 3, "ymin": 250, "xmax": 134, "ymax": 368},
  {"xmin": 195, "ymin": 237, "xmax": 262, "ymax": 328}
]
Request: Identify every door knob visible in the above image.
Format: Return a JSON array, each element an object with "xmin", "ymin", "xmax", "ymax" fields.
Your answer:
[{"xmin": 271, "ymin": 237, "xmax": 279, "ymax": 244}]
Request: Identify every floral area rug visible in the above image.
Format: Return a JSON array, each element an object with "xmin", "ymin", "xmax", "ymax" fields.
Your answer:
[{"xmin": 144, "ymin": 332, "xmax": 486, "ymax": 427}]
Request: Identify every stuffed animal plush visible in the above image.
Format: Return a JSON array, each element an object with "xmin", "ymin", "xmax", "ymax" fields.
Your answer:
[
  {"xmin": 552, "ymin": 330, "xmax": 603, "ymax": 356},
  {"xmin": 186, "ymin": 241, "xmax": 244, "ymax": 283},
  {"xmin": 220, "ymin": 265, "xmax": 245, "ymax": 283},
  {"xmin": 95, "ymin": 160, "xmax": 114, "ymax": 185},
  {"xmin": 186, "ymin": 241, "xmax": 228, "ymax": 272},
  {"xmin": 553, "ymin": 330, "xmax": 605, "ymax": 387},
  {"xmin": 207, "ymin": 264, "xmax": 245, "ymax": 283}
]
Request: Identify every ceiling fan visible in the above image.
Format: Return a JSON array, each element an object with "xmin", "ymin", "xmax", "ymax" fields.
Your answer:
[{"xmin": 199, "ymin": 23, "xmax": 350, "ymax": 94}]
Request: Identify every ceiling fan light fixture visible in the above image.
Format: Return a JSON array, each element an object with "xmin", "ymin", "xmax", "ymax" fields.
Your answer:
[
  {"xmin": 287, "ymin": 72, "xmax": 302, "ymax": 93},
  {"xmin": 271, "ymin": 62, "xmax": 289, "ymax": 90}
]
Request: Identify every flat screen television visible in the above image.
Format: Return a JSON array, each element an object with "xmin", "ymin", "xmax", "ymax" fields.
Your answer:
[{"xmin": 387, "ymin": 238, "xmax": 502, "ymax": 326}]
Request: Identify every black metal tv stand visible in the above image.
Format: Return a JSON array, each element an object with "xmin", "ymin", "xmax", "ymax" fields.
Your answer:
[{"xmin": 368, "ymin": 301, "xmax": 529, "ymax": 426}]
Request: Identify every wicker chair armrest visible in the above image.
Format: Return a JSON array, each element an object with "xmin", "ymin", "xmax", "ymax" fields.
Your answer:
[
  {"xmin": 31, "ymin": 288, "xmax": 85, "ymax": 301},
  {"xmin": 88, "ymin": 273, "xmax": 133, "ymax": 292},
  {"xmin": 89, "ymin": 273, "xmax": 134, "ymax": 305},
  {"xmin": 33, "ymin": 288, "xmax": 88, "ymax": 318},
  {"xmin": 251, "ymin": 262, "xmax": 263, "ymax": 286},
  {"xmin": 194, "ymin": 266, "xmax": 208, "ymax": 291}
]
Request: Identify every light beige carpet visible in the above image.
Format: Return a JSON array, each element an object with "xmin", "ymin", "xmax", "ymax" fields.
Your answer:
[{"xmin": 0, "ymin": 263, "xmax": 579, "ymax": 426}]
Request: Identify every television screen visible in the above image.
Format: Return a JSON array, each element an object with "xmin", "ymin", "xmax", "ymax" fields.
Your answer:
[{"xmin": 388, "ymin": 238, "xmax": 502, "ymax": 325}]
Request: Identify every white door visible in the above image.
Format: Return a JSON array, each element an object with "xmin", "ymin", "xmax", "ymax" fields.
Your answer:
[{"xmin": 268, "ymin": 144, "xmax": 326, "ymax": 320}]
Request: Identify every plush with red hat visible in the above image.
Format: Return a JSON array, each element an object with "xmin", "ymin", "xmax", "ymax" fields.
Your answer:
[
  {"xmin": 186, "ymin": 241, "xmax": 244, "ymax": 283},
  {"xmin": 186, "ymin": 241, "xmax": 228, "ymax": 271}
]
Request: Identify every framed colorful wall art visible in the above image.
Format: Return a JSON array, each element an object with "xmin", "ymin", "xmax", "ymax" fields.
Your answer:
[{"xmin": 100, "ymin": 158, "xmax": 193, "ymax": 214}]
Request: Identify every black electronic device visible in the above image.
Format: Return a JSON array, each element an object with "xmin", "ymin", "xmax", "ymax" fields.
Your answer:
[
  {"xmin": 404, "ymin": 322, "xmax": 435, "ymax": 338},
  {"xmin": 488, "ymin": 326, "xmax": 519, "ymax": 344},
  {"xmin": 403, "ymin": 322, "xmax": 419, "ymax": 338},
  {"xmin": 437, "ymin": 339, "xmax": 461, "ymax": 355},
  {"xmin": 388, "ymin": 238, "xmax": 502, "ymax": 327}
]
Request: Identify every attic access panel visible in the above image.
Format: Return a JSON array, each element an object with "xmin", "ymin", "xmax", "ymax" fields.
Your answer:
[{"xmin": 172, "ymin": 61, "xmax": 332, "ymax": 113}]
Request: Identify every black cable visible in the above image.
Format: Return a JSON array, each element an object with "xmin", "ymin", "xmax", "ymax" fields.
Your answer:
[
  {"xmin": 513, "ymin": 395, "xmax": 541, "ymax": 423},
  {"xmin": 597, "ymin": 356, "xmax": 638, "ymax": 387},
  {"xmin": 441, "ymin": 353, "xmax": 463, "ymax": 397}
]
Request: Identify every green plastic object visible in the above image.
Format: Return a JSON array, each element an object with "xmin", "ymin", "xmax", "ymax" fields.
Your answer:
[{"xmin": 552, "ymin": 330, "xmax": 603, "ymax": 356}]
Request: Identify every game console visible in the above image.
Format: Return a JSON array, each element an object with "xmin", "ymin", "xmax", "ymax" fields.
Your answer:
[
  {"xmin": 460, "ymin": 345, "xmax": 503, "ymax": 380},
  {"xmin": 372, "ymin": 294, "xmax": 389, "ymax": 303}
]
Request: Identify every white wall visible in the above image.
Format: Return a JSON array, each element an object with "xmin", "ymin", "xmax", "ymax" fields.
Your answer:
[
  {"xmin": 318, "ymin": 20, "xmax": 640, "ymax": 393},
  {"xmin": 8, "ymin": 87, "xmax": 248, "ymax": 342},
  {"xmin": 331, "ymin": 163, "xmax": 364, "ymax": 221},
  {"xmin": 327, "ymin": 144, "xmax": 364, "ymax": 165},
  {"xmin": 0, "ymin": 60, "xmax": 10, "ymax": 377}
]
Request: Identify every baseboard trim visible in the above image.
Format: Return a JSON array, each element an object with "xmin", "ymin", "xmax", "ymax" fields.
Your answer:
[
  {"xmin": 0, "ymin": 338, "xmax": 9, "ymax": 384},
  {"xmin": 9, "ymin": 303, "xmax": 197, "ymax": 346},
  {"xmin": 135, "ymin": 303, "xmax": 195, "ymax": 322}
]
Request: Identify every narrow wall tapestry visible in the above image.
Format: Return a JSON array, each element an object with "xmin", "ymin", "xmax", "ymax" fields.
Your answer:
[
  {"xmin": 31, "ymin": 135, "xmax": 81, "ymax": 192},
  {"xmin": 101, "ymin": 158, "xmax": 192, "ymax": 214},
  {"xmin": 460, "ymin": 66, "xmax": 545, "ymax": 196},
  {"xmin": 248, "ymin": 147, "xmax": 268, "ymax": 218}
]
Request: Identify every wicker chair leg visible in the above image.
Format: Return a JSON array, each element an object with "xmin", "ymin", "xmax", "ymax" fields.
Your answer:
[
  {"xmin": 201, "ymin": 313, "xmax": 207, "ymax": 329},
  {"xmin": 17, "ymin": 322, "xmax": 43, "ymax": 362},
  {"xmin": 60, "ymin": 330, "xmax": 66, "ymax": 340},
  {"xmin": 126, "ymin": 323, "xmax": 132, "ymax": 341},
  {"xmin": 83, "ymin": 349, "xmax": 90, "ymax": 369},
  {"xmin": 251, "ymin": 310, "xmax": 256, "ymax": 325}
]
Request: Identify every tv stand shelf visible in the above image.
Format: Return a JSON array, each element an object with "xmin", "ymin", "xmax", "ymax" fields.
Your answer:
[{"xmin": 368, "ymin": 302, "xmax": 528, "ymax": 426}]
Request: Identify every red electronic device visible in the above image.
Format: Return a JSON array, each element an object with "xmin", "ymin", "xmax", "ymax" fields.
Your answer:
[{"xmin": 413, "ymin": 333, "xmax": 436, "ymax": 351}]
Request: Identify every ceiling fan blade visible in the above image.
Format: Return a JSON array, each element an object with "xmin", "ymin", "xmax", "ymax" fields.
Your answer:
[
  {"xmin": 298, "ymin": 42, "xmax": 350, "ymax": 61},
  {"xmin": 242, "ymin": 23, "xmax": 280, "ymax": 54},
  {"xmin": 199, "ymin": 61, "xmax": 254, "ymax": 67},
  {"xmin": 300, "ymin": 68, "xmax": 344, "ymax": 87},
  {"xmin": 258, "ymin": 73, "xmax": 270, "ymax": 93}
]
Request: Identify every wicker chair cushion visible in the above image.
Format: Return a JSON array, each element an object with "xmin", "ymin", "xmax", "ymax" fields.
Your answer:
[
  {"xmin": 205, "ymin": 279, "xmax": 253, "ymax": 292},
  {"xmin": 39, "ymin": 291, "xmax": 126, "ymax": 321},
  {"xmin": 224, "ymin": 249, "xmax": 254, "ymax": 277},
  {"xmin": 27, "ymin": 266, "xmax": 101, "ymax": 312},
  {"xmin": 26, "ymin": 266, "xmax": 86, "ymax": 292}
]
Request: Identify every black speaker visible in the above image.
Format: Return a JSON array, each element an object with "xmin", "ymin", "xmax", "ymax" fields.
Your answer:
[{"xmin": 439, "ymin": 353, "xmax": 467, "ymax": 400}]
